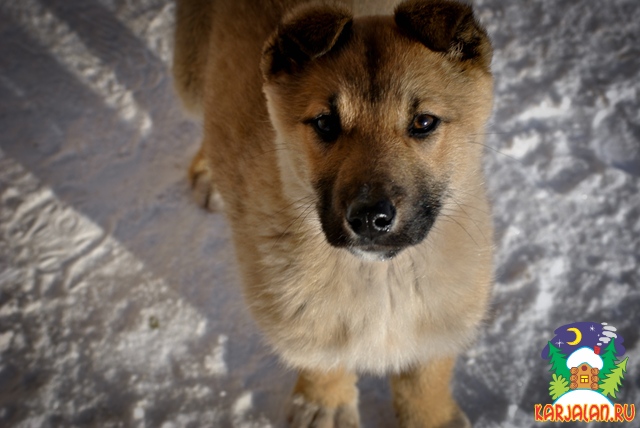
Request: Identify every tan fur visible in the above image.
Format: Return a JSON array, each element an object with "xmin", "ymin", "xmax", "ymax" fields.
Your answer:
[
  {"xmin": 391, "ymin": 358, "xmax": 470, "ymax": 427},
  {"xmin": 289, "ymin": 368, "xmax": 360, "ymax": 427},
  {"xmin": 174, "ymin": 0, "xmax": 494, "ymax": 426},
  {"xmin": 172, "ymin": 0, "xmax": 215, "ymax": 114}
]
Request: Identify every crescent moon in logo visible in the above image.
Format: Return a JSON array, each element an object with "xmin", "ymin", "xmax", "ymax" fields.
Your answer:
[{"xmin": 567, "ymin": 327, "xmax": 582, "ymax": 345}]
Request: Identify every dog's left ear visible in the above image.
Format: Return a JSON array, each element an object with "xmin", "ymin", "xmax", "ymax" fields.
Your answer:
[
  {"xmin": 394, "ymin": 0, "xmax": 492, "ymax": 68},
  {"xmin": 261, "ymin": 2, "xmax": 353, "ymax": 80}
]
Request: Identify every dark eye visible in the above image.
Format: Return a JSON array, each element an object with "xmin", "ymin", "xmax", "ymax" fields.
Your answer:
[
  {"xmin": 409, "ymin": 113, "xmax": 440, "ymax": 138},
  {"xmin": 311, "ymin": 114, "xmax": 341, "ymax": 143}
]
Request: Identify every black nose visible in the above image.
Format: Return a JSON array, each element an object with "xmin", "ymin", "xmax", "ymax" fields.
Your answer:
[{"xmin": 346, "ymin": 199, "xmax": 396, "ymax": 240}]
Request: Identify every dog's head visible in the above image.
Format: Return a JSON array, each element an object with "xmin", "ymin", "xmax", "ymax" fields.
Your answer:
[{"xmin": 261, "ymin": 0, "xmax": 493, "ymax": 261}]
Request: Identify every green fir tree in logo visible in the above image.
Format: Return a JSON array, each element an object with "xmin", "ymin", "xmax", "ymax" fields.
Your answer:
[
  {"xmin": 546, "ymin": 341, "xmax": 571, "ymax": 396},
  {"xmin": 549, "ymin": 374, "xmax": 570, "ymax": 400},
  {"xmin": 599, "ymin": 338, "xmax": 618, "ymax": 382},
  {"xmin": 600, "ymin": 356, "xmax": 629, "ymax": 399}
]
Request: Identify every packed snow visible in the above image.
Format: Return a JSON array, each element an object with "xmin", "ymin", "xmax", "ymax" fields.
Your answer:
[
  {"xmin": 0, "ymin": 0, "xmax": 639, "ymax": 427},
  {"xmin": 566, "ymin": 348, "xmax": 603, "ymax": 370}
]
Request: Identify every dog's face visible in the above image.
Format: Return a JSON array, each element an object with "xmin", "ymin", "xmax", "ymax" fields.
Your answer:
[{"xmin": 262, "ymin": 0, "xmax": 493, "ymax": 260}]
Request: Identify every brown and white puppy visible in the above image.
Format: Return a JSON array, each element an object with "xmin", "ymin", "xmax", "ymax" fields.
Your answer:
[{"xmin": 174, "ymin": 0, "xmax": 494, "ymax": 426}]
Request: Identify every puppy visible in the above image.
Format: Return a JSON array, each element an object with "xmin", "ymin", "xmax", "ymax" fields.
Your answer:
[{"xmin": 173, "ymin": 0, "xmax": 494, "ymax": 426}]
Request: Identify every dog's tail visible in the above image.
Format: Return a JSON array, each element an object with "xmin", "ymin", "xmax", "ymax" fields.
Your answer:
[{"xmin": 172, "ymin": 0, "xmax": 214, "ymax": 115}]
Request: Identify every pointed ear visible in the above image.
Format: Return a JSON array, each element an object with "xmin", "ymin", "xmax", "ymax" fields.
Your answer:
[
  {"xmin": 261, "ymin": 2, "xmax": 353, "ymax": 79},
  {"xmin": 394, "ymin": 0, "xmax": 492, "ymax": 68}
]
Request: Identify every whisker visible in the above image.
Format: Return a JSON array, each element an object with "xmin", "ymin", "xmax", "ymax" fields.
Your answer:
[
  {"xmin": 295, "ymin": 204, "xmax": 319, "ymax": 236},
  {"xmin": 445, "ymin": 186, "xmax": 488, "ymax": 203},
  {"xmin": 270, "ymin": 199, "xmax": 317, "ymax": 252},
  {"xmin": 271, "ymin": 199, "xmax": 315, "ymax": 229},
  {"xmin": 273, "ymin": 194, "xmax": 316, "ymax": 216},
  {"xmin": 444, "ymin": 197, "xmax": 489, "ymax": 215},
  {"xmin": 462, "ymin": 140, "xmax": 521, "ymax": 162},
  {"xmin": 438, "ymin": 214, "xmax": 479, "ymax": 247},
  {"xmin": 469, "ymin": 130, "xmax": 523, "ymax": 137},
  {"xmin": 441, "ymin": 211, "xmax": 487, "ymax": 241},
  {"xmin": 443, "ymin": 209, "xmax": 485, "ymax": 238},
  {"xmin": 442, "ymin": 194, "xmax": 488, "ymax": 239}
]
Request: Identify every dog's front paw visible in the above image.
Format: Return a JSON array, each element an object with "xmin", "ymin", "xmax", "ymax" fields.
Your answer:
[
  {"xmin": 189, "ymin": 150, "xmax": 223, "ymax": 212},
  {"xmin": 289, "ymin": 394, "xmax": 359, "ymax": 428}
]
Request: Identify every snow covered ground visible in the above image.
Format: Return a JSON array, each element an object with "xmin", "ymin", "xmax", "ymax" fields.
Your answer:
[{"xmin": 0, "ymin": 0, "xmax": 638, "ymax": 427}]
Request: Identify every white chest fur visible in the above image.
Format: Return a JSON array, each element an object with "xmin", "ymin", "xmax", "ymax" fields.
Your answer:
[{"xmin": 251, "ymin": 215, "xmax": 489, "ymax": 374}]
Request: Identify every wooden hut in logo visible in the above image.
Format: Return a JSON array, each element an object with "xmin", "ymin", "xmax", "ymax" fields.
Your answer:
[{"xmin": 566, "ymin": 347, "xmax": 602, "ymax": 390}]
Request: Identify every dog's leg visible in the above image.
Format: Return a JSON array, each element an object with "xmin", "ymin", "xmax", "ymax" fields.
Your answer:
[
  {"xmin": 390, "ymin": 357, "xmax": 470, "ymax": 428},
  {"xmin": 288, "ymin": 368, "xmax": 360, "ymax": 428},
  {"xmin": 173, "ymin": 0, "xmax": 213, "ymax": 115},
  {"xmin": 189, "ymin": 147, "xmax": 223, "ymax": 212}
]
